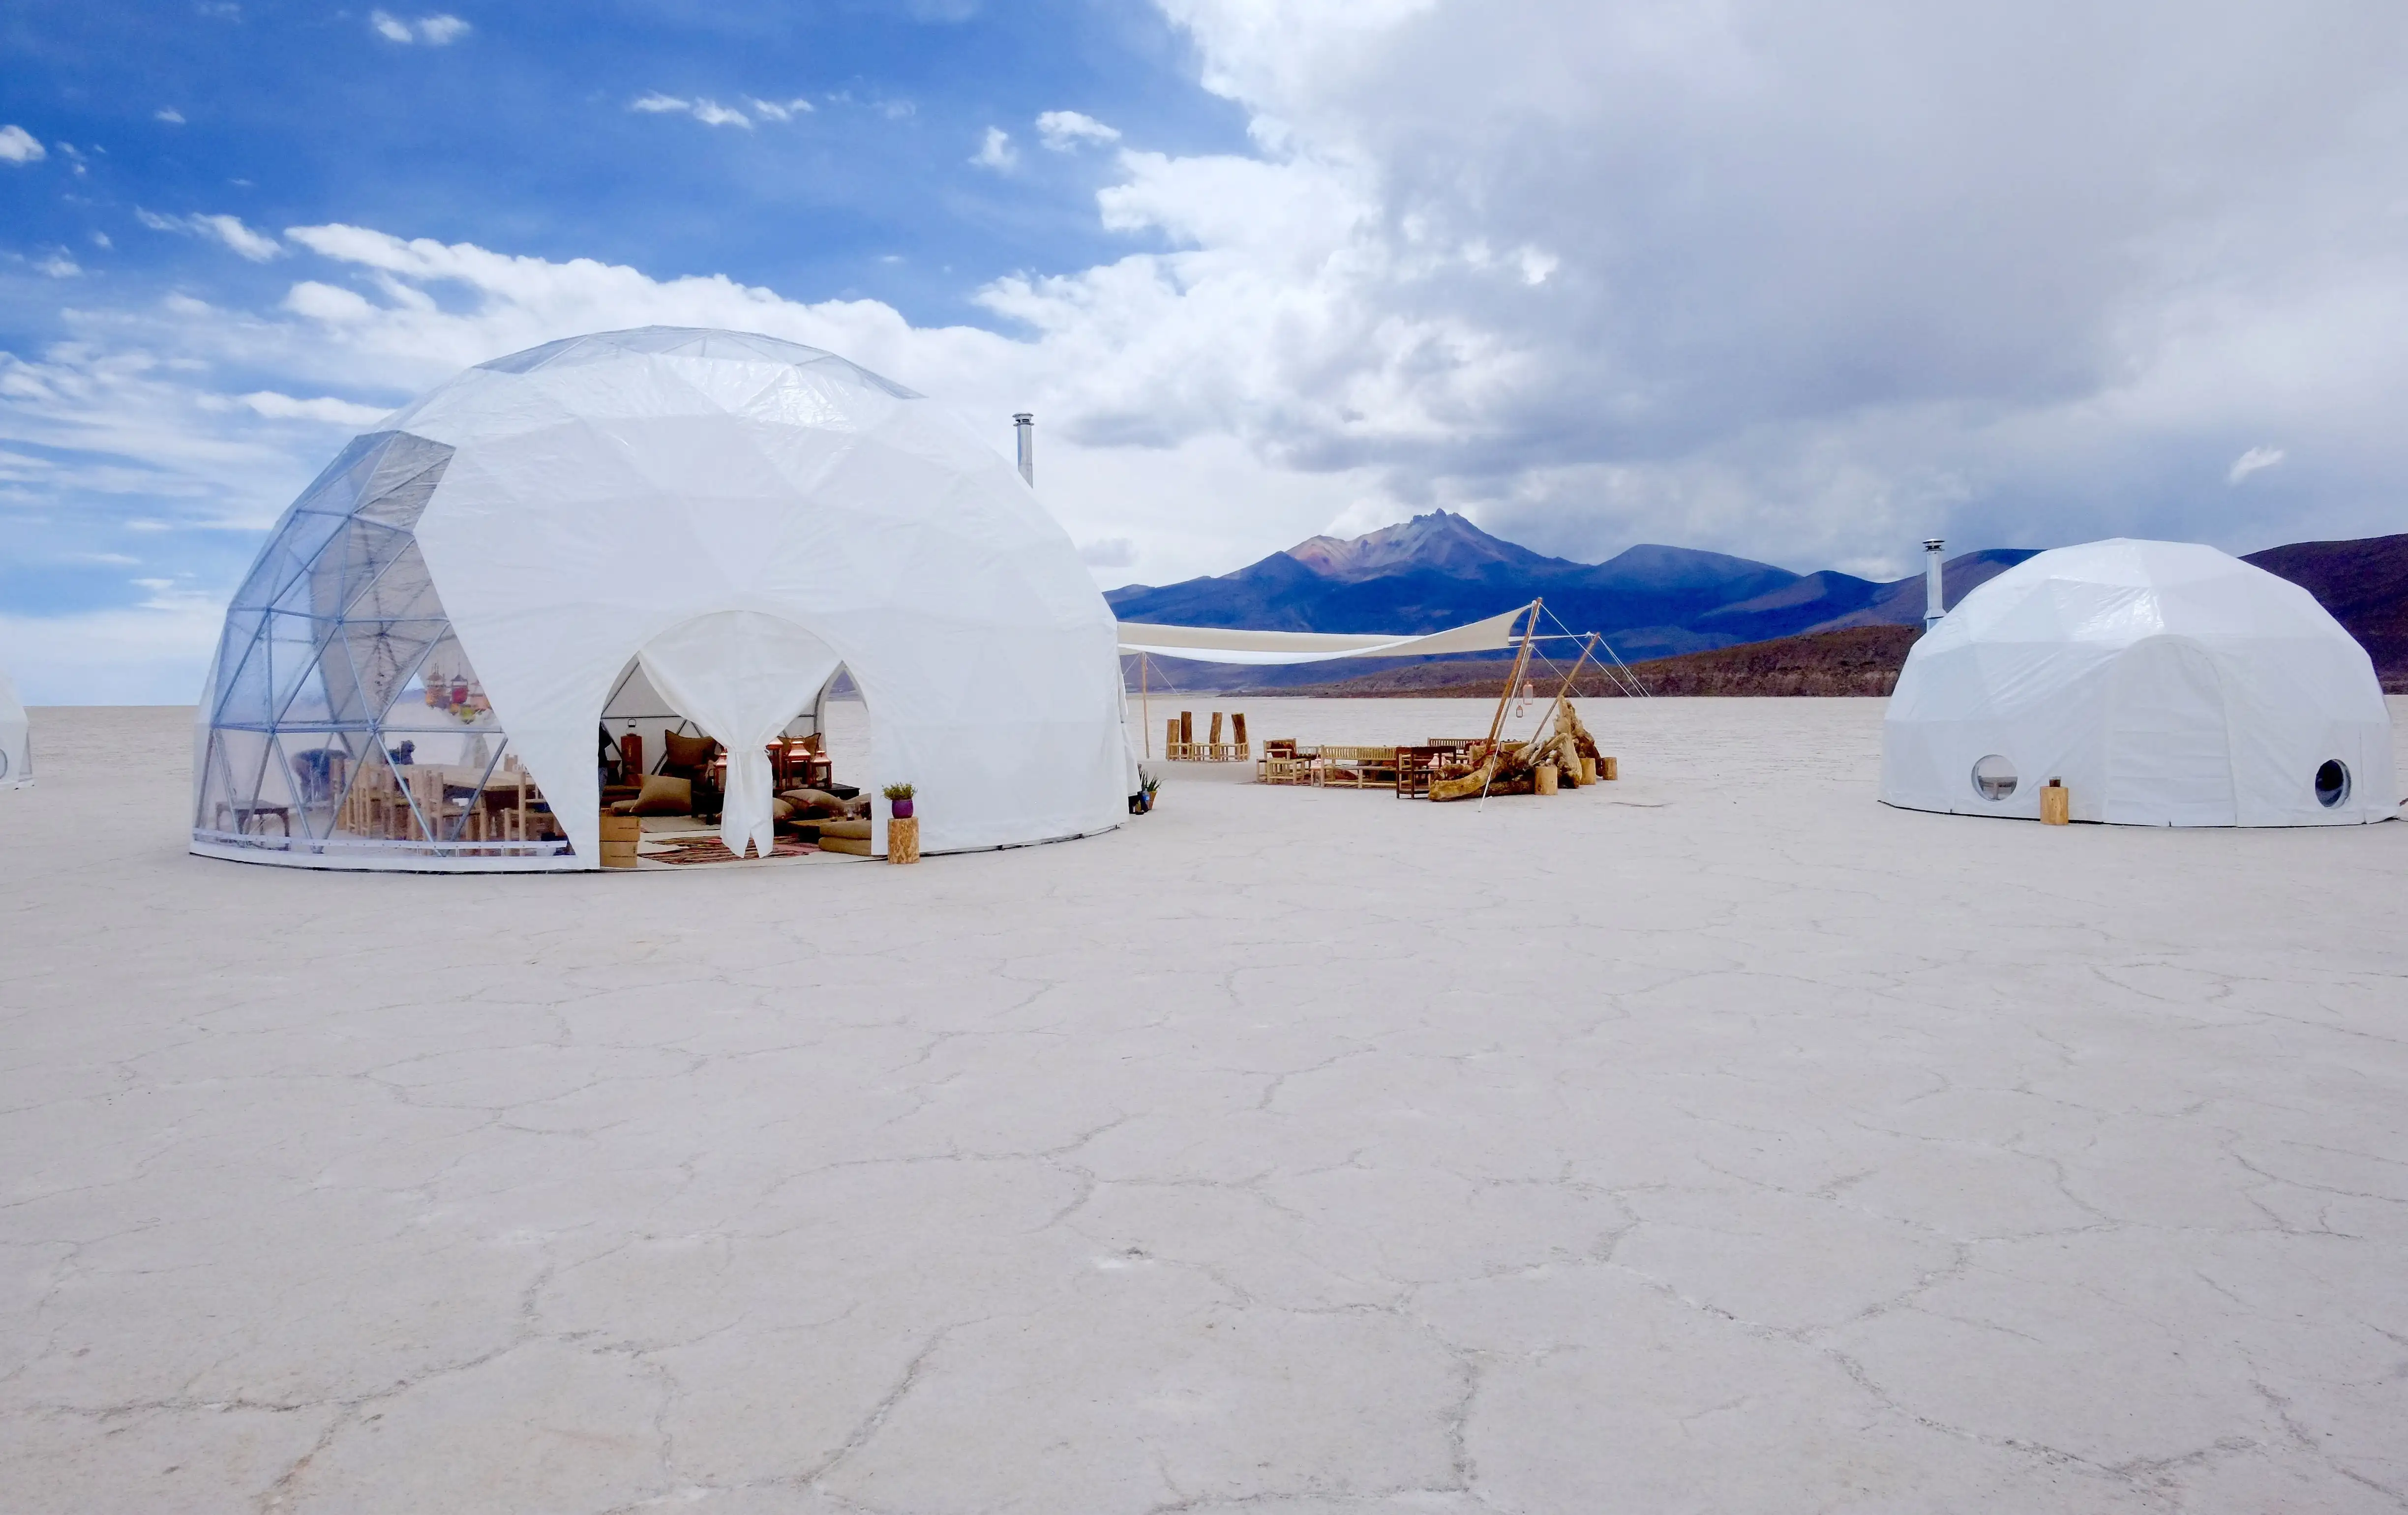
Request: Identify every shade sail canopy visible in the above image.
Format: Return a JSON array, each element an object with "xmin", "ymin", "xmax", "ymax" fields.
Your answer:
[
  {"xmin": 1116, "ymin": 603, "xmax": 1532, "ymax": 666},
  {"xmin": 192, "ymin": 326, "xmax": 1128, "ymax": 870},
  {"xmin": 1881, "ymin": 539, "xmax": 2396, "ymax": 826},
  {"xmin": 0, "ymin": 659, "xmax": 27, "ymax": 788}
]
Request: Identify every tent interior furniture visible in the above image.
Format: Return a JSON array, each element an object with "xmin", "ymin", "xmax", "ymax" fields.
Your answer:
[
  {"xmin": 1882, "ymin": 538, "xmax": 2397, "ymax": 826},
  {"xmin": 190, "ymin": 327, "xmax": 1127, "ymax": 871}
]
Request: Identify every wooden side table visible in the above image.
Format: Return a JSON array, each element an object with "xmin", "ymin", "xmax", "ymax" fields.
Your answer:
[{"xmin": 887, "ymin": 816, "xmax": 920, "ymax": 864}]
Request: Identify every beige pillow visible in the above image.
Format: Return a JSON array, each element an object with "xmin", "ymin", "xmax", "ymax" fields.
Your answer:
[
  {"xmin": 771, "ymin": 797, "xmax": 794, "ymax": 821},
  {"xmin": 780, "ymin": 787, "xmax": 843, "ymax": 816},
  {"xmin": 626, "ymin": 773, "xmax": 692, "ymax": 815},
  {"xmin": 816, "ymin": 818, "xmax": 871, "ymax": 839}
]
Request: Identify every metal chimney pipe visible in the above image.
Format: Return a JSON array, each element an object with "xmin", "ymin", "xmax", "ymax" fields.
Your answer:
[
  {"xmin": 1013, "ymin": 413, "xmax": 1034, "ymax": 486},
  {"xmin": 1923, "ymin": 538, "xmax": 1947, "ymax": 629}
]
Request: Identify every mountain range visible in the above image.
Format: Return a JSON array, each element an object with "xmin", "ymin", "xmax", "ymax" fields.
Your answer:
[{"xmin": 1108, "ymin": 512, "xmax": 2408, "ymax": 693}]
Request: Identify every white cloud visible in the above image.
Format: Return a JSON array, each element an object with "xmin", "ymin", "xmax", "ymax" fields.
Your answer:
[
  {"xmin": 972, "ymin": 126, "xmax": 1018, "ymax": 171},
  {"xmin": 135, "ymin": 209, "xmax": 283, "ymax": 262},
  {"xmin": 631, "ymin": 93, "xmax": 755, "ymax": 128},
  {"xmin": 1079, "ymin": 536, "xmax": 1138, "ymax": 567},
  {"xmin": 229, "ymin": 391, "xmax": 393, "ymax": 426},
  {"xmin": 0, "ymin": 125, "xmax": 46, "ymax": 165},
  {"xmin": 690, "ymin": 99, "xmax": 751, "ymax": 129},
  {"xmin": 745, "ymin": 96, "xmax": 814, "ymax": 122},
  {"xmin": 2228, "ymin": 446, "xmax": 2286, "ymax": 484},
  {"xmin": 90, "ymin": 231, "xmax": 110, "ymax": 248},
  {"xmin": 1036, "ymin": 111, "xmax": 1121, "ymax": 151},
  {"xmin": 34, "ymin": 253, "xmax": 80, "ymax": 278},
  {"xmin": 155, "ymin": 107, "xmax": 186, "ymax": 125},
  {"xmin": 370, "ymin": 10, "xmax": 466, "ymax": 44}
]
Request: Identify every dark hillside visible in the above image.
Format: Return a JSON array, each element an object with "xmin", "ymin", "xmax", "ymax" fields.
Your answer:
[
  {"xmin": 1288, "ymin": 625, "xmax": 1925, "ymax": 698},
  {"xmin": 2243, "ymin": 533, "xmax": 2408, "ymax": 684}
]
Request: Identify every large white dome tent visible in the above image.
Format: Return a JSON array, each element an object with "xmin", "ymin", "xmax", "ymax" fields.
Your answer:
[
  {"xmin": 0, "ymin": 657, "xmax": 29, "ymax": 788},
  {"xmin": 1882, "ymin": 538, "xmax": 2396, "ymax": 826},
  {"xmin": 191, "ymin": 327, "xmax": 1129, "ymax": 870}
]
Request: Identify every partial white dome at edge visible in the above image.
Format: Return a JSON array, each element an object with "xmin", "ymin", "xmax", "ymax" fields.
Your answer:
[
  {"xmin": 0, "ymin": 658, "xmax": 29, "ymax": 788},
  {"xmin": 1881, "ymin": 538, "xmax": 2397, "ymax": 826},
  {"xmin": 191, "ymin": 327, "xmax": 1127, "ymax": 871}
]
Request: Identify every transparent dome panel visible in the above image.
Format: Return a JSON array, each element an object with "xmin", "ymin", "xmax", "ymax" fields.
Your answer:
[{"xmin": 193, "ymin": 430, "xmax": 572, "ymax": 865}]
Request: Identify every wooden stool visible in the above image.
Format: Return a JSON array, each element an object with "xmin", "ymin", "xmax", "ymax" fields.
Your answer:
[
  {"xmin": 599, "ymin": 812, "xmax": 642, "ymax": 868},
  {"xmin": 888, "ymin": 816, "xmax": 921, "ymax": 864}
]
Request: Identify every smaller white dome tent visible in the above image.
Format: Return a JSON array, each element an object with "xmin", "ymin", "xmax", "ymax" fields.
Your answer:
[
  {"xmin": 0, "ymin": 659, "xmax": 28, "ymax": 788},
  {"xmin": 1883, "ymin": 539, "xmax": 2395, "ymax": 826},
  {"xmin": 192, "ymin": 327, "xmax": 1127, "ymax": 870}
]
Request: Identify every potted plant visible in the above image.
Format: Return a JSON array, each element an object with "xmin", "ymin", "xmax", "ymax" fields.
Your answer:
[{"xmin": 881, "ymin": 782, "xmax": 915, "ymax": 820}]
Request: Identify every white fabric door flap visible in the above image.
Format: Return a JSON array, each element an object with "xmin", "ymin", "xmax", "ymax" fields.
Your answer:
[
  {"xmin": 637, "ymin": 611, "xmax": 842, "ymax": 859},
  {"xmin": 2106, "ymin": 637, "xmax": 2235, "ymax": 825}
]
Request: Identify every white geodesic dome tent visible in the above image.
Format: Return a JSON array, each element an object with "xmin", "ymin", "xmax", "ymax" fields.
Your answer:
[
  {"xmin": 1882, "ymin": 538, "xmax": 2396, "ymax": 826},
  {"xmin": 192, "ymin": 327, "xmax": 1128, "ymax": 870},
  {"xmin": 0, "ymin": 658, "xmax": 28, "ymax": 788}
]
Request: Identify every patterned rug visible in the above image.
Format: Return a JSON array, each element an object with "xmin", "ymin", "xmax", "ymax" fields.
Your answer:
[{"xmin": 644, "ymin": 835, "xmax": 819, "ymax": 865}]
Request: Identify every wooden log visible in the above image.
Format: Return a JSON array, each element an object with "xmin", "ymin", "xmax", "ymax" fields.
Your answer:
[
  {"xmin": 1579, "ymin": 756, "xmax": 1597, "ymax": 785},
  {"xmin": 1429, "ymin": 754, "xmax": 1499, "ymax": 802},
  {"xmin": 888, "ymin": 815, "xmax": 921, "ymax": 862},
  {"xmin": 1208, "ymin": 712, "xmax": 1224, "ymax": 745},
  {"xmin": 1180, "ymin": 710, "xmax": 1194, "ymax": 745},
  {"xmin": 1232, "ymin": 713, "xmax": 1248, "ymax": 746},
  {"xmin": 2041, "ymin": 780, "xmax": 2070, "ymax": 825},
  {"xmin": 1535, "ymin": 763, "xmax": 1559, "ymax": 796},
  {"xmin": 1600, "ymin": 756, "xmax": 1619, "ymax": 780}
]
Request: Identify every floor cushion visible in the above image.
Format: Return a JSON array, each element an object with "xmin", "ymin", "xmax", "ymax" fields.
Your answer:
[{"xmin": 624, "ymin": 772, "xmax": 693, "ymax": 815}]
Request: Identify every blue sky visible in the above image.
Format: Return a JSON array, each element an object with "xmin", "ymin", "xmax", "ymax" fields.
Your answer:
[
  {"xmin": 1, "ymin": 1, "xmax": 1239, "ymax": 317},
  {"xmin": 5, "ymin": 0, "xmax": 2408, "ymax": 700}
]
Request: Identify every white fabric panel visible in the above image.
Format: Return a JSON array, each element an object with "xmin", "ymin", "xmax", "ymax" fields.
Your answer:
[
  {"xmin": 638, "ymin": 612, "xmax": 841, "ymax": 859},
  {"xmin": 1115, "ymin": 602, "xmax": 1530, "ymax": 665},
  {"xmin": 367, "ymin": 328, "xmax": 1124, "ymax": 866},
  {"xmin": 1882, "ymin": 539, "xmax": 2395, "ymax": 827},
  {"xmin": 0, "ymin": 659, "xmax": 28, "ymax": 788}
]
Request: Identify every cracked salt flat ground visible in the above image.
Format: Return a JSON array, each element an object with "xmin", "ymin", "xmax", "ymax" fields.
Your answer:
[{"xmin": 2, "ymin": 696, "xmax": 2405, "ymax": 1515}]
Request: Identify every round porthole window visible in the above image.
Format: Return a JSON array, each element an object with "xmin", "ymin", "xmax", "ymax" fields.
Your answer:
[
  {"xmin": 1971, "ymin": 754, "xmax": 2017, "ymax": 801},
  {"xmin": 2315, "ymin": 759, "xmax": 2350, "ymax": 809}
]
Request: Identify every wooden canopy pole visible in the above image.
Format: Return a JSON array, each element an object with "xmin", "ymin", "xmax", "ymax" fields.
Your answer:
[
  {"xmin": 1481, "ymin": 600, "xmax": 1542, "ymax": 755},
  {"xmin": 1140, "ymin": 652, "xmax": 1151, "ymax": 758},
  {"xmin": 1472, "ymin": 601, "xmax": 1543, "ymax": 811},
  {"xmin": 1543, "ymin": 633, "xmax": 1599, "ymax": 731}
]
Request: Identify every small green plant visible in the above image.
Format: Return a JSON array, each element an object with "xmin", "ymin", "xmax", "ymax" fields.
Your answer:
[{"xmin": 881, "ymin": 782, "xmax": 915, "ymax": 801}]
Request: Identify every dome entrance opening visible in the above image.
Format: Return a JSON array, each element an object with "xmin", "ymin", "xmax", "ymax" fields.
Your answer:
[{"xmin": 599, "ymin": 651, "xmax": 874, "ymax": 867}]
